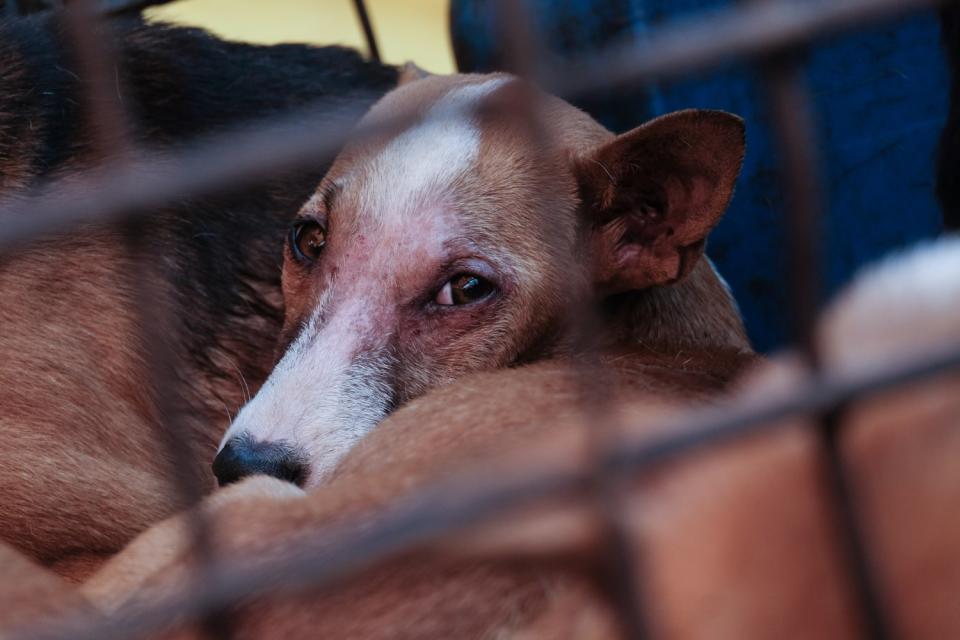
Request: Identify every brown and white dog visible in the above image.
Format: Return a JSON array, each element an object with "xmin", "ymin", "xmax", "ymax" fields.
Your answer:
[
  {"xmin": 212, "ymin": 69, "xmax": 752, "ymax": 488},
  {"xmin": 78, "ymin": 236, "xmax": 960, "ymax": 640}
]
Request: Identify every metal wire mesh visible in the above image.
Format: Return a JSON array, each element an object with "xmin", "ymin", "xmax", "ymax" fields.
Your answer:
[{"xmin": 3, "ymin": 0, "xmax": 958, "ymax": 639}]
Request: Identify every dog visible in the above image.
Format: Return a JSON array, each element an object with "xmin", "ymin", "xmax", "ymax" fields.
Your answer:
[
  {"xmin": 78, "ymin": 236, "xmax": 960, "ymax": 639},
  {"xmin": 0, "ymin": 12, "xmax": 396, "ymax": 577},
  {"xmin": 211, "ymin": 69, "xmax": 753, "ymax": 489}
]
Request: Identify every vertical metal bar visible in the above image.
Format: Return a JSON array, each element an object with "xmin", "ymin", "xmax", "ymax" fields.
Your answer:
[
  {"xmin": 61, "ymin": 0, "xmax": 132, "ymax": 160},
  {"xmin": 58, "ymin": 3, "xmax": 233, "ymax": 639},
  {"xmin": 761, "ymin": 53, "xmax": 892, "ymax": 639},
  {"xmin": 820, "ymin": 405, "xmax": 893, "ymax": 639},
  {"xmin": 761, "ymin": 56, "xmax": 821, "ymax": 366},
  {"xmin": 351, "ymin": 0, "xmax": 382, "ymax": 62},
  {"xmin": 491, "ymin": 1, "xmax": 649, "ymax": 638}
]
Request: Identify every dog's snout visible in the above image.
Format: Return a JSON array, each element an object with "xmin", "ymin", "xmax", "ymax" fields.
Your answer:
[{"xmin": 212, "ymin": 437, "xmax": 308, "ymax": 488}]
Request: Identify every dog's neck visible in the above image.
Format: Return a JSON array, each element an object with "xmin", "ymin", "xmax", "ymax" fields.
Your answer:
[
  {"xmin": 607, "ymin": 258, "xmax": 751, "ymax": 353},
  {"xmin": 520, "ymin": 259, "xmax": 751, "ymax": 367}
]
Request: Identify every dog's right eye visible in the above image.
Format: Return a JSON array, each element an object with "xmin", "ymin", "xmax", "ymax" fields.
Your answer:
[
  {"xmin": 289, "ymin": 220, "xmax": 326, "ymax": 263},
  {"xmin": 435, "ymin": 273, "xmax": 496, "ymax": 306}
]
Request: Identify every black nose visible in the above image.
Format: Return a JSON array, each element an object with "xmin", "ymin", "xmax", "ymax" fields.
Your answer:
[{"xmin": 212, "ymin": 437, "xmax": 308, "ymax": 487}]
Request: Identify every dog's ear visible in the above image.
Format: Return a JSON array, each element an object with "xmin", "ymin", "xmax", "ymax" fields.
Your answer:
[
  {"xmin": 397, "ymin": 61, "xmax": 432, "ymax": 86},
  {"xmin": 575, "ymin": 109, "xmax": 745, "ymax": 296}
]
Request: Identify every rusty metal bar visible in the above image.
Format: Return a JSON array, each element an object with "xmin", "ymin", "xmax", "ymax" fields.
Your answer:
[
  {"xmin": 548, "ymin": 0, "xmax": 947, "ymax": 100},
  {"xmin": 761, "ymin": 49, "xmax": 893, "ymax": 639},
  {"xmin": 351, "ymin": 0, "xmax": 382, "ymax": 63},
  {"xmin": 8, "ymin": 0, "xmax": 181, "ymax": 16},
  {"xmin": 0, "ymin": 99, "xmax": 394, "ymax": 253},
  {"xmin": 19, "ymin": 337, "xmax": 960, "ymax": 640},
  {"xmin": 818, "ymin": 406, "xmax": 892, "ymax": 639},
  {"xmin": 61, "ymin": 0, "xmax": 132, "ymax": 160},
  {"xmin": 58, "ymin": 2, "xmax": 232, "ymax": 639},
  {"xmin": 490, "ymin": 0, "xmax": 648, "ymax": 636},
  {"xmin": 761, "ymin": 56, "xmax": 822, "ymax": 366},
  {"xmin": 98, "ymin": 0, "xmax": 180, "ymax": 15}
]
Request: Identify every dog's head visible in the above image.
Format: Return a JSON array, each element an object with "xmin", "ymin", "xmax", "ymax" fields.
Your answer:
[{"xmin": 213, "ymin": 73, "xmax": 746, "ymax": 488}]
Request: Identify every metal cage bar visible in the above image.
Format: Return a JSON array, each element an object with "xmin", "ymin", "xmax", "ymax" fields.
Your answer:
[
  {"xmin": 2, "ymin": 0, "xmax": 957, "ymax": 639},
  {"xmin": 351, "ymin": 0, "xmax": 382, "ymax": 62},
  {"xmin": 55, "ymin": 1, "xmax": 234, "ymax": 639}
]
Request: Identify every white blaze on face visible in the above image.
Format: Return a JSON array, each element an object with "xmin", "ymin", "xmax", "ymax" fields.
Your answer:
[
  {"xmin": 218, "ymin": 290, "xmax": 395, "ymax": 485},
  {"xmin": 360, "ymin": 77, "xmax": 508, "ymax": 223},
  {"xmin": 220, "ymin": 78, "xmax": 509, "ymax": 485}
]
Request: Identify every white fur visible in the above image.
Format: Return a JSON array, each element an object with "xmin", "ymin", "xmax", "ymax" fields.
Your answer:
[
  {"xmin": 220, "ymin": 293, "xmax": 395, "ymax": 486},
  {"xmin": 360, "ymin": 77, "xmax": 508, "ymax": 224}
]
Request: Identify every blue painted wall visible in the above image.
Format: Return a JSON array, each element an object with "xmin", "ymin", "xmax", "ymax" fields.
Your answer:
[{"xmin": 451, "ymin": 0, "xmax": 947, "ymax": 351}]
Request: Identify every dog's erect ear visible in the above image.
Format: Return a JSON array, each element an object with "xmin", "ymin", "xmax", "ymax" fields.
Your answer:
[
  {"xmin": 575, "ymin": 109, "xmax": 745, "ymax": 296},
  {"xmin": 397, "ymin": 61, "xmax": 432, "ymax": 86}
]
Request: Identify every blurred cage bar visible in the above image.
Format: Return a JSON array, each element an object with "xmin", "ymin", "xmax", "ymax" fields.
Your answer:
[{"xmin": 3, "ymin": 0, "xmax": 960, "ymax": 639}]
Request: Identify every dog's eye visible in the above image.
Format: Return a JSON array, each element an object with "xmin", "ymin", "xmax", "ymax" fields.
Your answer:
[
  {"xmin": 289, "ymin": 220, "xmax": 326, "ymax": 263},
  {"xmin": 435, "ymin": 274, "xmax": 496, "ymax": 306}
]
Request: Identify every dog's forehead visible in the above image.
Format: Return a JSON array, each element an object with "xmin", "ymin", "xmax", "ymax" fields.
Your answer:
[{"xmin": 318, "ymin": 76, "xmax": 512, "ymax": 227}]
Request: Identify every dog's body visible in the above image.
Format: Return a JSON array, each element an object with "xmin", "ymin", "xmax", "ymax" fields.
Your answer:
[
  {"xmin": 80, "ymin": 237, "xmax": 960, "ymax": 640},
  {"xmin": 0, "ymin": 14, "xmax": 396, "ymax": 574}
]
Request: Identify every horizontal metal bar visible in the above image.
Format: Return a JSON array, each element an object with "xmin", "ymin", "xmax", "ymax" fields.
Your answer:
[
  {"xmin": 97, "ymin": 0, "xmax": 180, "ymax": 15},
  {"xmin": 21, "ymin": 339, "xmax": 960, "ymax": 640},
  {"xmin": 617, "ymin": 346, "xmax": 960, "ymax": 471},
  {"xmin": 0, "ymin": 98, "xmax": 405, "ymax": 253},
  {"xmin": 0, "ymin": 0, "xmax": 176, "ymax": 16},
  {"xmin": 548, "ymin": 0, "xmax": 947, "ymax": 99}
]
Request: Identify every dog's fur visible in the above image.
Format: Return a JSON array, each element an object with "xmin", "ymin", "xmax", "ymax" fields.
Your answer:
[
  {"xmin": 0, "ymin": 13, "xmax": 396, "ymax": 575},
  {"xmin": 79, "ymin": 237, "xmax": 960, "ymax": 639}
]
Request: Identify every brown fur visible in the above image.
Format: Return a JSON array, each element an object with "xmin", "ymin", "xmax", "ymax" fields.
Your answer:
[
  {"xmin": 81, "ymin": 239, "xmax": 960, "ymax": 639},
  {"xmin": 0, "ymin": 229, "xmax": 189, "ymax": 574}
]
